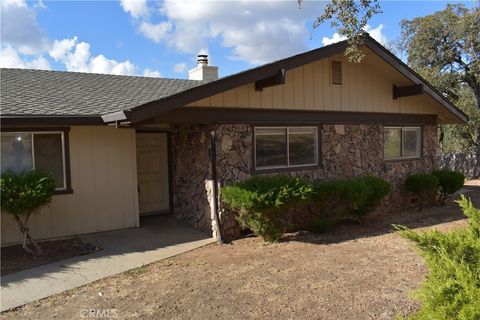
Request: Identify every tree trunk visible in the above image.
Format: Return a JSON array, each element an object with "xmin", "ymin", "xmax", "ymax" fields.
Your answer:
[{"xmin": 14, "ymin": 215, "xmax": 42, "ymax": 255}]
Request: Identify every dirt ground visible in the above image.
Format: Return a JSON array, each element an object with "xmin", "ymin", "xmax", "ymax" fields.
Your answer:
[
  {"xmin": 1, "ymin": 238, "xmax": 99, "ymax": 276},
  {"xmin": 2, "ymin": 182, "xmax": 479, "ymax": 320}
]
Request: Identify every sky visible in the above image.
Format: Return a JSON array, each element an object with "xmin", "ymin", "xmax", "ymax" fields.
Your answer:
[{"xmin": 0, "ymin": 0, "xmax": 475, "ymax": 79}]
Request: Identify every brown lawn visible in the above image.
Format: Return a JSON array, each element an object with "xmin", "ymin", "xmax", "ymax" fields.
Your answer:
[{"xmin": 2, "ymin": 182, "xmax": 479, "ymax": 320}]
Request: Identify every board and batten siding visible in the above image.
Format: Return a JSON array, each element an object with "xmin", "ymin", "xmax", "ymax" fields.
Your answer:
[
  {"xmin": 1, "ymin": 126, "xmax": 139, "ymax": 246},
  {"xmin": 186, "ymin": 52, "xmax": 456, "ymax": 123}
]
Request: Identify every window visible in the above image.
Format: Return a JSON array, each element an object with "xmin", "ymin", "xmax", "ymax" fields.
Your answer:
[
  {"xmin": 330, "ymin": 60, "xmax": 343, "ymax": 86},
  {"xmin": 1, "ymin": 130, "xmax": 69, "ymax": 191},
  {"xmin": 254, "ymin": 127, "xmax": 318, "ymax": 170},
  {"xmin": 384, "ymin": 127, "xmax": 421, "ymax": 159}
]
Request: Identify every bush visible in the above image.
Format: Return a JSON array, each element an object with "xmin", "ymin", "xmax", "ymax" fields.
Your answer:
[
  {"xmin": 221, "ymin": 175, "xmax": 315, "ymax": 242},
  {"xmin": 311, "ymin": 217, "xmax": 336, "ymax": 234},
  {"xmin": 394, "ymin": 195, "xmax": 480, "ymax": 319},
  {"xmin": 313, "ymin": 175, "xmax": 391, "ymax": 219},
  {"xmin": 1, "ymin": 169, "xmax": 56, "ymax": 255},
  {"xmin": 405, "ymin": 174, "xmax": 439, "ymax": 210},
  {"xmin": 432, "ymin": 169, "xmax": 465, "ymax": 205}
]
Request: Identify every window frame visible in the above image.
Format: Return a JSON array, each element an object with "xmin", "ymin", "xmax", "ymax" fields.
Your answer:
[
  {"xmin": 1, "ymin": 127, "xmax": 72, "ymax": 194},
  {"xmin": 383, "ymin": 126, "xmax": 422, "ymax": 161},
  {"xmin": 253, "ymin": 126, "xmax": 320, "ymax": 171}
]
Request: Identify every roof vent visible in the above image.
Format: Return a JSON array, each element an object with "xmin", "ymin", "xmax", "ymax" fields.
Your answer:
[
  {"xmin": 188, "ymin": 54, "xmax": 218, "ymax": 81},
  {"xmin": 331, "ymin": 60, "xmax": 342, "ymax": 86}
]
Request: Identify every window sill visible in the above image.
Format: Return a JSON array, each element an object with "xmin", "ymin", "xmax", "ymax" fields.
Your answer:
[
  {"xmin": 251, "ymin": 164, "xmax": 321, "ymax": 174},
  {"xmin": 53, "ymin": 188, "xmax": 73, "ymax": 195}
]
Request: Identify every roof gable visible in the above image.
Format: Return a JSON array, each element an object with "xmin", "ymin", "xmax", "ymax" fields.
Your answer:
[{"xmin": 126, "ymin": 35, "xmax": 467, "ymax": 124}]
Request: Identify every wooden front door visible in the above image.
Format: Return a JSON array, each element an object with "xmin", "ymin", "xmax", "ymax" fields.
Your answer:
[{"xmin": 136, "ymin": 133, "xmax": 169, "ymax": 214}]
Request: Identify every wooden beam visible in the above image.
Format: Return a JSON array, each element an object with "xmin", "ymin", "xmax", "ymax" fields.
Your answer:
[
  {"xmin": 255, "ymin": 69, "xmax": 286, "ymax": 91},
  {"xmin": 146, "ymin": 107, "xmax": 437, "ymax": 125},
  {"xmin": 393, "ymin": 84, "xmax": 424, "ymax": 99}
]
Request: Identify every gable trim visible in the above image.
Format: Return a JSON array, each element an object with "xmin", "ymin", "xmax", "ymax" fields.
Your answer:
[{"xmin": 363, "ymin": 37, "xmax": 467, "ymax": 123}]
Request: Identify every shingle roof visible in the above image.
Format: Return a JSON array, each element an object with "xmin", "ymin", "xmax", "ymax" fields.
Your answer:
[{"xmin": 0, "ymin": 68, "xmax": 205, "ymax": 116}]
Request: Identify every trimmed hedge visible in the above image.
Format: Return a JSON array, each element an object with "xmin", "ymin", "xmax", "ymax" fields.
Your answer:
[
  {"xmin": 432, "ymin": 169, "xmax": 465, "ymax": 205},
  {"xmin": 406, "ymin": 174, "xmax": 439, "ymax": 210},
  {"xmin": 222, "ymin": 175, "xmax": 390, "ymax": 242},
  {"xmin": 221, "ymin": 175, "xmax": 314, "ymax": 242},
  {"xmin": 313, "ymin": 175, "xmax": 391, "ymax": 218}
]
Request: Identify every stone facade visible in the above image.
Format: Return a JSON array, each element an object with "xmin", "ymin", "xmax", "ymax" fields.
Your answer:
[{"xmin": 171, "ymin": 123, "xmax": 438, "ymax": 241}]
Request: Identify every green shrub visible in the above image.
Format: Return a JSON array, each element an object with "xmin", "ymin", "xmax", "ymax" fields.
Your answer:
[
  {"xmin": 311, "ymin": 217, "xmax": 336, "ymax": 234},
  {"xmin": 394, "ymin": 195, "xmax": 480, "ymax": 319},
  {"xmin": 221, "ymin": 175, "xmax": 315, "ymax": 242},
  {"xmin": 313, "ymin": 175, "xmax": 390, "ymax": 219},
  {"xmin": 405, "ymin": 174, "xmax": 439, "ymax": 210},
  {"xmin": 1, "ymin": 169, "xmax": 56, "ymax": 255},
  {"xmin": 432, "ymin": 169, "xmax": 465, "ymax": 205}
]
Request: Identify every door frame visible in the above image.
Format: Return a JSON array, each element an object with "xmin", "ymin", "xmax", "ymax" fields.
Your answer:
[{"xmin": 135, "ymin": 129, "xmax": 173, "ymax": 215}]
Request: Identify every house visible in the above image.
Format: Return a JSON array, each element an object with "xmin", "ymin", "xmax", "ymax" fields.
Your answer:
[{"xmin": 0, "ymin": 36, "xmax": 467, "ymax": 244}]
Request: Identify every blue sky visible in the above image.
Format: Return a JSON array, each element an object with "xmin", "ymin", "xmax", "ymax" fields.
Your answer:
[{"xmin": 0, "ymin": 1, "xmax": 474, "ymax": 79}]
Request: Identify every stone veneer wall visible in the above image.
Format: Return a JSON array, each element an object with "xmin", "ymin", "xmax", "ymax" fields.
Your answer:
[
  {"xmin": 171, "ymin": 123, "xmax": 438, "ymax": 241},
  {"xmin": 171, "ymin": 124, "xmax": 214, "ymax": 235}
]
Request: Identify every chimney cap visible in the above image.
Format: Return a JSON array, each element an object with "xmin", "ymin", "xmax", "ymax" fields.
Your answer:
[{"xmin": 197, "ymin": 54, "xmax": 208, "ymax": 65}]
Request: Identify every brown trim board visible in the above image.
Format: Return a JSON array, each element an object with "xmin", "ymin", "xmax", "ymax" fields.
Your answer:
[
  {"xmin": 1, "ymin": 116, "xmax": 104, "ymax": 126},
  {"xmin": 145, "ymin": 108, "xmax": 437, "ymax": 125}
]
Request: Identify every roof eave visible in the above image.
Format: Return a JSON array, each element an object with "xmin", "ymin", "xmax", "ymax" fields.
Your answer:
[{"xmin": 0, "ymin": 115, "xmax": 105, "ymax": 127}]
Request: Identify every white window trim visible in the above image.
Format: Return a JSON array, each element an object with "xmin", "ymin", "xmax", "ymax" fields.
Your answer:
[
  {"xmin": 3, "ymin": 131, "xmax": 67, "ymax": 190},
  {"xmin": 384, "ymin": 126, "xmax": 422, "ymax": 160},
  {"xmin": 254, "ymin": 126, "xmax": 319, "ymax": 170}
]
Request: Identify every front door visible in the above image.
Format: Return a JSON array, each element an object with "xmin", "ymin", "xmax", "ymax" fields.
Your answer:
[{"xmin": 136, "ymin": 133, "xmax": 169, "ymax": 215}]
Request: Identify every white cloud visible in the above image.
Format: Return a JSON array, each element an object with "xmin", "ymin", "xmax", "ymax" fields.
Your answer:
[
  {"xmin": 365, "ymin": 24, "xmax": 388, "ymax": 45},
  {"xmin": 119, "ymin": 0, "xmax": 149, "ymax": 19},
  {"xmin": 173, "ymin": 62, "xmax": 187, "ymax": 73},
  {"xmin": 142, "ymin": 68, "xmax": 162, "ymax": 77},
  {"xmin": 322, "ymin": 33, "xmax": 347, "ymax": 46},
  {"xmin": 0, "ymin": 45, "xmax": 50, "ymax": 70},
  {"xmin": 1, "ymin": 0, "xmax": 49, "ymax": 54},
  {"xmin": 322, "ymin": 24, "xmax": 388, "ymax": 46},
  {"xmin": 49, "ymin": 37, "xmax": 77, "ymax": 61},
  {"xmin": 2, "ymin": 1, "xmax": 160, "ymax": 77},
  {"xmin": 90, "ymin": 54, "xmax": 136, "ymax": 75},
  {"xmin": 122, "ymin": 0, "xmax": 324, "ymax": 65},
  {"xmin": 48, "ymin": 37, "xmax": 137, "ymax": 75},
  {"xmin": 139, "ymin": 21, "xmax": 172, "ymax": 43}
]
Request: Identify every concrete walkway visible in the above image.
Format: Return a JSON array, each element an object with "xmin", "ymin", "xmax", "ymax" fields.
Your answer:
[{"xmin": 1, "ymin": 216, "xmax": 216, "ymax": 311}]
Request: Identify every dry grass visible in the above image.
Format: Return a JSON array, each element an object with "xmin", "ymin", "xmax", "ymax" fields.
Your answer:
[{"xmin": 2, "ymin": 182, "xmax": 478, "ymax": 320}]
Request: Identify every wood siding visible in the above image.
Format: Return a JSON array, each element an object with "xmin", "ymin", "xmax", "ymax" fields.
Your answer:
[
  {"xmin": 186, "ymin": 52, "xmax": 457, "ymax": 123},
  {"xmin": 1, "ymin": 126, "xmax": 139, "ymax": 246}
]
